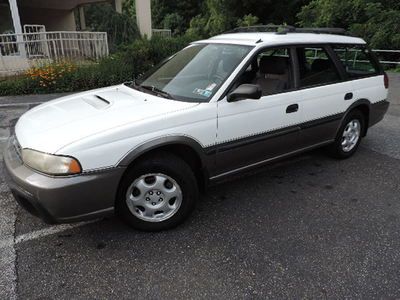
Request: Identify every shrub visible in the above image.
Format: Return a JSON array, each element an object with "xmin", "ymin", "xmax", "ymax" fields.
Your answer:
[
  {"xmin": 0, "ymin": 77, "xmax": 33, "ymax": 96},
  {"xmin": 25, "ymin": 61, "xmax": 77, "ymax": 91},
  {"xmin": 0, "ymin": 35, "xmax": 195, "ymax": 96},
  {"xmin": 120, "ymin": 35, "xmax": 194, "ymax": 77}
]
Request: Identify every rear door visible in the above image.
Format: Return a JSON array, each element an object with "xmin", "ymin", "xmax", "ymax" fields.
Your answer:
[
  {"xmin": 330, "ymin": 44, "xmax": 388, "ymax": 119},
  {"xmin": 293, "ymin": 45, "xmax": 354, "ymax": 148}
]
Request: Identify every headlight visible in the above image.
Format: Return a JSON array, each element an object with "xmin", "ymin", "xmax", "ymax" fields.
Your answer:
[{"xmin": 21, "ymin": 149, "xmax": 82, "ymax": 175}]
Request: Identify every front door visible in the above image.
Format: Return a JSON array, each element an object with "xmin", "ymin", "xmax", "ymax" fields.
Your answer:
[{"xmin": 215, "ymin": 47, "xmax": 303, "ymax": 177}]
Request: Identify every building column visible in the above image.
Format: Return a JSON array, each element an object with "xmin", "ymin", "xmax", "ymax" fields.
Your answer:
[
  {"xmin": 79, "ymin": 6, "xmax": 86, "ymax": 30},
  {"xmin": 8, "ymin": 0, "xmax": 26, "ymax": 57},
  {"xmin": 135, "ymin": 0, "xmax": 152, "ymax": 38},
  {"xmin": 114, "ymin": 0, "xmax": 123, "ymax": 14}
]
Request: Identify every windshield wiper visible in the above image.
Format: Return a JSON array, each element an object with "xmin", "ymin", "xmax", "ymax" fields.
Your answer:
[
  {"xmin": 140, "ymin": 85, "xmax": 175, "ymax": 100},
  {"xmin": 127, "ymin": 79, "xmax": 140, "ymax": 90}
]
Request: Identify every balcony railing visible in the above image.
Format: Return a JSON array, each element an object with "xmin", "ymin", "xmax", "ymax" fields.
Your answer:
[
  {"xmin": 152, "ymin": 29, "xmax": 172, "ymax": 38},
  {"xmin": 0, "ymin": 31, "xmax": 109, "ymax": 77}
]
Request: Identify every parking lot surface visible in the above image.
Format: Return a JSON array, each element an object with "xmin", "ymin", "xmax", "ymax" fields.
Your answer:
[{"xmin": 1, "ymin": 74, "xmax": 399, "ymax": 299}]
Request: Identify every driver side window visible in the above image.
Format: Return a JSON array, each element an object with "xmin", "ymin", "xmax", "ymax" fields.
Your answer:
[{"xmin": 233, "ymin": 47, "xmax": 294, "ymax": 96}]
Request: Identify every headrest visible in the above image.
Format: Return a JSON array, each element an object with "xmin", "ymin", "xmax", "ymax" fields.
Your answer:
[
  {"xmin": 221, "ymin": 52, "xmax": 238, "ymax": 73},
  {"xmin": 311, "ymin": 59, "xmax": 331, "ymax": 72},
  {"xmin": 259, "ymin": 56, "xmax": 288, "ymax": 75}
]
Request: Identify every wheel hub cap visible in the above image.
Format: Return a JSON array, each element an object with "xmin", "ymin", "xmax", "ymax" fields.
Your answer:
[
  {"xmin": 341, "ymin": 119, "xmax": 361, "ymax": 152},
  {"xmin": 126, "ymin": 173, "xmax": 183, "ymax": 222},
  {"xmin": 145, "ymin": 190, "xmax": 165, "ymax": 207}
]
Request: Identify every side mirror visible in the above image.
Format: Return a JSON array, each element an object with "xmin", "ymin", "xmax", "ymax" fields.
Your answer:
[{"xmin": 227, "ymin": 84, "xmax": 262, "ymax": 102}]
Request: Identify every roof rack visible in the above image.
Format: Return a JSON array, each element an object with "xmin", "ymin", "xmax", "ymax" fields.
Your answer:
[{"xmin": 225, "ymin": 25, "xmax": 349, "ymax": 36}]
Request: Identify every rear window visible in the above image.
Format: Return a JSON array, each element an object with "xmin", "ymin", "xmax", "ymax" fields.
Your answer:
[
  {"xmin": 296, "ymin": 46, "xmax": 341, "ymax": 88},
  {"xmin": 332, "ymin": 45, "xmax": 379, "ymax": 78}
]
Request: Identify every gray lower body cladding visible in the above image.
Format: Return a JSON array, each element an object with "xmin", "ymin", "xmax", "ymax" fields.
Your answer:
[
  {"xmin": 209, "ymin": 99, "xmax": 389, "ymax": 180},
  {"xmin": 369, "ymin": 99, "xmax": 389, "ymax": 127},
  {"xmin": 3, "ymin": 138, "xmax": 126, "ymax": 223}
]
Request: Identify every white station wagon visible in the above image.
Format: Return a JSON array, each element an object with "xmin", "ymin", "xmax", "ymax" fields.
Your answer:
[{"xmin": 4, "ymin": 26, "xmax": 389, "ymax": 231}]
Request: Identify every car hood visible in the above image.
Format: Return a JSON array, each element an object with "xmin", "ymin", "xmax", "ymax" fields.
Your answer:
[{"xmin": 15, "ymin": 85, "xmax": 199, "ymax": 154}]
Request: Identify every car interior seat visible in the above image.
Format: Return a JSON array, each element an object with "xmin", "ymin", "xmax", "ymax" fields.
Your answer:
[
  {"xmin": 254, "ymin": 56, "xmax": 289, "ymax": 96},
  {"xmin": 300, "ymin": 58, "xmax": 338, "ymax": 86}
]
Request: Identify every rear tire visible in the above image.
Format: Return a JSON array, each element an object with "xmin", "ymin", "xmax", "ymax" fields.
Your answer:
[
  {"xmin": 327, "ymin": 110, "xmax": 365, "ymax": 159},
  {"xmin": 116, "ymin": 151, "xmax": 198, "ymax": 231}
]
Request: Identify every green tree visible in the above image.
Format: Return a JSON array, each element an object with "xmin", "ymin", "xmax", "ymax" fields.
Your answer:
[
  {"xmin": 162, "ymin": 13, "xmax": 185, "ymax": 35},
  {"xmin": 297, "ymin": 0, "xmax": 400, "ymax": 49},
  {"xmin": 152, "ymin": 0, "xmax": 202, "ymax": 33},
  {"xmin": 186, "ymin": 15, "xmax": 209, "ymax": 39},
  {"xmin": 186, "ymin": 0, "xmax": 312, "ymax": 38},
  {"xmin": 237, "ymin": 14, "xmax": 259, "ymax": 27},
  {"xmin": 85, "ymin": 3, "xmax": 139, "ymax": 49},
  {"xmin": 122, "ymin": 0, "xmax": 136, "ymax": 19}
]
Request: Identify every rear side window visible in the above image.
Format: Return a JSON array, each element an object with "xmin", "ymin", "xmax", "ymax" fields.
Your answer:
[
  {"xmin": 296, "ymin": 46, "xmax": 341, "ymax": 88},
  {"xmin": 332, "ymin": 45, "xmax": 379, "ymax": 78}
]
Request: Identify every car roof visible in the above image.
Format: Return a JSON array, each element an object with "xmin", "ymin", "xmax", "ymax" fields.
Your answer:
[{"xmin": 196, "ymin": 32, "xmax": 366, "ymax": 47}]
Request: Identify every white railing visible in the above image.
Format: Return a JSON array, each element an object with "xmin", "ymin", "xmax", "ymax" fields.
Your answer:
[
  {"xmin": 0, "ymin": 31, "xmax": 109, "ymax": 77},
  {"xmin": 371, "ymin": 49, "xmax": 400, "ymax": 65},
  {"xmin": 152, "ymin": 29, "xmax": 172, "ymax": 38},
  {"xmin": 305, "ymin": 48, "xmax": 400, "ymax": 66}
]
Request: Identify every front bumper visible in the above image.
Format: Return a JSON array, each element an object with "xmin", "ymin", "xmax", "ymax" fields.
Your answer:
[{"xmin": 3, "ymin": 137, "xmax": 126, "ymax": 223}]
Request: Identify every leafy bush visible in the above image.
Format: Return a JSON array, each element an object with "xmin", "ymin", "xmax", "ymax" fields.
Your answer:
[
  {"xmin": 0, "ymin": 36, "xmax": 194, "ymax": 96},
  {"xmin": 84, "ymin": 2, "xmax": 139, "ymax": 50},
  {"xmin": 0, "ymin": 77, "xmax": 34, "ymax": 96},
  {"xmin": 237, "ymin": 14, "xmax": 259, "ymax": 27},
  {"xmin": 297, "ymin": 0, "xmax": 400, "ymax": 49},
  {"xmin": 393, "ymin": 65, "xmax": 400, "ymax": 73},
  {"xmin": 25, "ymin": 61, "xmax": 77, "ymax": 90},
  {"xmin": 117, "ymin": 35, "xmax": 195, "ymax": 77}
]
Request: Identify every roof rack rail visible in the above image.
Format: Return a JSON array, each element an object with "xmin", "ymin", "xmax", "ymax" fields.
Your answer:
[
  {"xmin": 225, "ymin": 25, "xmax": 350, "ymax": 36},
  {"xmin": 225, "ymin": 25, "xmax": 293, "ymax": 34},
  {"xmin": 283, "ymin": 27, "xmax": 348, "ymax": 35}
]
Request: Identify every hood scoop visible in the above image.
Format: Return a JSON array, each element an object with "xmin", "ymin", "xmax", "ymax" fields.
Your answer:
[{"xmin": 82, "ymin": 94, "xmax": 111, "ymax": 109}]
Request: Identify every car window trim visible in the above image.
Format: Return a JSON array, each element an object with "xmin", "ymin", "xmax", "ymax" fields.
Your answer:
[
  {"xmin": 219, "ymin": 42, "xmax": 373, "ymax": 101},
  {"xmin": 329, "ymin": 43, "xmax": 384, "ymax": 79},
  {"xmin": 138, "ymin": 43, "xmax": 253, "ymax": 103},
  {"xmin": 293, "ymin": 44, "xmax": 346, "ymax": 90},
  {"xmin": 219, "ymin": 44, "xmax": 298, "ymax": 100}
]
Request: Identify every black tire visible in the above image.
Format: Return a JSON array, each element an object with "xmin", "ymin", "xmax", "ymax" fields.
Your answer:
[
  {"xmin": 116, "ymin": 151, "xmax": 198, "ymax": 231},
  {"xmin": 327, "ymin": 109, "xmax": 365, "ymax": 159}
]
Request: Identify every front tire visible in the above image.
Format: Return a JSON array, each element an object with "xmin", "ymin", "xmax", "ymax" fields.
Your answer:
[
  {"xmin": 116, "ymin": 151, "xmax": 199, "ymax": 231},
  {"xmin": 328, "ymin": 109, "xmax": 365, "ymax": 159}
]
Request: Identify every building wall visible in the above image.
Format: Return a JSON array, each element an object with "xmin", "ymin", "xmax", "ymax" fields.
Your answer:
[{"xmin": 19, "ymin": 7, "xmax": 76, "ymax": 31}]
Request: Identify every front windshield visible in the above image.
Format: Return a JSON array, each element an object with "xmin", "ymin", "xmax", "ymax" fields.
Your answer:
[{"xmin": 135, "ymin": 43, "xmax": 252, "ymax": 102}]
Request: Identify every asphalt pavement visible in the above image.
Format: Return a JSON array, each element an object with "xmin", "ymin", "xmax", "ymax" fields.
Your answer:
[{"xmin": 0, "ymin": 74, "xmax": 399, "ymax": 299}]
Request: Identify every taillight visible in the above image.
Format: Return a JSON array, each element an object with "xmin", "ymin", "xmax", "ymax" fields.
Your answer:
[{"xmin": 384, "ymin": 72, "xmax": 389, "ymax": 89}]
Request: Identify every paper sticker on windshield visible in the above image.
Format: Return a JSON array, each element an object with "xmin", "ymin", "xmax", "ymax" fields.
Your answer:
[
  {"xmin": 193, "ymin": 88, "xmax": 212, "ymax": 97},
  {"xmin": 206, "ymin": 83, "xmax": 217, "ymax": 91}
]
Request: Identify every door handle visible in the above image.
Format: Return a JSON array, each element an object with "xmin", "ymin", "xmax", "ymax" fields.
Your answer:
[
  {"xmin": 344, "ymin": 92, "xmax": 353, "ymax": 100},
  {"xmin": 286, "ymin": 104, "xmax": 299, "ymax": 114}
]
